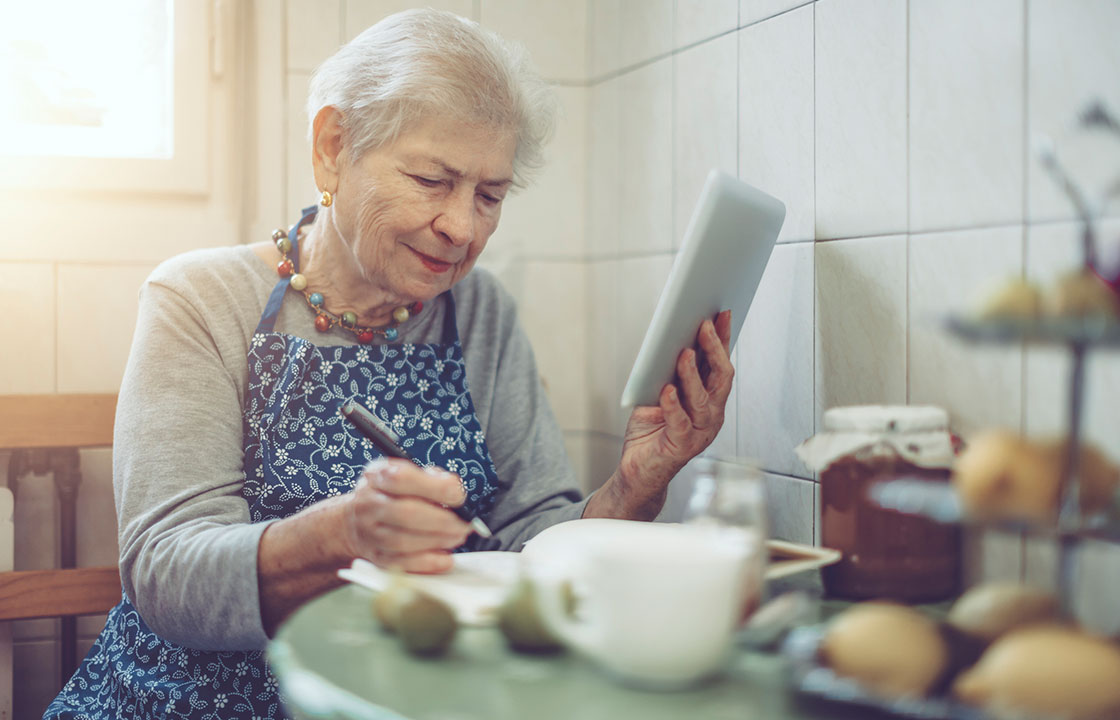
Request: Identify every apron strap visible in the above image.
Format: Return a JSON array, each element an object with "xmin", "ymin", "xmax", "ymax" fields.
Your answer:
[
  {"xmin": 441, "ymin": 288, "xmax": 460, "ymax": 345},
  {"xmin": 256, "ymin": 205, "xmax": 319, "ymax": 334}
]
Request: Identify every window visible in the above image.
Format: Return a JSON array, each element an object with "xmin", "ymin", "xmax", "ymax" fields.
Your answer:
[{"xmin": 0, "ymin": 0, "xmax": 210, "ymax": 193}]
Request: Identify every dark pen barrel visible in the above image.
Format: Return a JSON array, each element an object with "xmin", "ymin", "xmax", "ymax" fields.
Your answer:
[
  {"xmin": 340, "ymin": 400, "xmax": 492, "ymax": 538},
  {"xmin": 340, "ymin": 401, "xmax": 409, "ymax": 459}
]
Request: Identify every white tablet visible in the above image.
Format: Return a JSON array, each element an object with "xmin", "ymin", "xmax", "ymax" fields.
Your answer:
[{"xmin": 620, "ymin": 170, "xmax": 785, "ymax": 408}]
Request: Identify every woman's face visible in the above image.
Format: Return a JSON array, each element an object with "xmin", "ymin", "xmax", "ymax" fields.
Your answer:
[{"xmin": 330, "ymin": 115, "xmax": 517, "ymax": 304}]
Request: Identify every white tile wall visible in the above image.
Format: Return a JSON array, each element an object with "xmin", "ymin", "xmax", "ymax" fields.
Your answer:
[
  {"xmin": 480, "ymin": 0, "xmax": 588, "ymax": 82},
  {"xmin": 589, "ymin": 0, "xmax": 623, "ymax": 79},
  {"xmin": 495, "ymin": 86, "xmax": 588, "ymax": 260},
  {"xmin": 814, "ymin": 236, "xmax": 908, "ymax": 423},
  {"xmin": 814, "ymin": 0, "xmax": 907, "ymax": 240},
  {"xmin": 519, "ymin": 261, "xmax": 588, "ymax": 431},
  {"xmin": 1027, "ymin": 0, "xmax": 1120, "ymax": 224},
  {"xmin": 587, "ymin": 260, "xmax": 622, "ymax": 435},
  {"xmin": 739, "ymin": 0, "xmax": 809, "ymax": 28},
  {"xmin": 908, "ymin": 226, "xmax": 1024, "ymax": 437},
  {"xmin": 673, "ymin": 0, "xmax": 738, "ymax": 49},
  {"xmin": 1022, "ymin": 536, "xmax": 1058, "ymax": 591},
  {"xmin": 812, "ymin": 482, "xmax": 821, "ymax": 546},
  {"xmin": 587, "ymin": 78, "xmax": 622, "ymax": 260},
  {"xmin": 618, "ymin": 0, "xmax": 673, "ymax": 70},
  {"xmin": 286, "ymin": 73, "xmax": 317, "ymax": 222},
  {"xmin": 1074, "ymin": 540, "xmax": 1120, "ymax": 636},
  {"xmin": 735, "ymin": 243, "xmax": 815, "ymax": 478},
  {"xmin": 764, "ymin": 471, "xmax": 815, "ymax": 544},
  {"xmin": 614, "ymin": 254, "xmax": 675, "ymax": 429},
  {"xmin": 585, "ymin": 432, "xmax": 624, "ymax": 495},
  {"xmin": 737, "ymin": 5, "xmax": 814, "ymax": 243},
  {"xmin": 657, "ymin": 456, "xmax": 703, "ymax": 523},
  {"xmin": 965, "ymin": 530, "xmax": 1024, "ymax": 585},
  {"xmin": 344, "ymin": 0, "xmax": 476, "ymax": 40},
  {"xmin": 0, "ymin": 263, "xmax": 56, "ymax": 394},
  {"xmin": 286, "ymin": 0, "xmax": 341, "ymax": 72},
  {"xmin": 56, "ymin": 265, "xmax": 154, "ymax": 394},
  {"xmin": 617, "ymin": 58, "xmax": 674, "ymax": 255},
  {"xmin": 909, "ymin": 0, "xmax": 1025, "ymax": 232},
  {"xmin": 673, "ymin": 33, "xmax": 738, "ymax": 248},
  {"xmin": 1023, "ymin": 221, "xmax": 1120, "ymax": 458},
  {"xmin": 561, "ymin": 432, "xmax": 588, "ymax": 494}
]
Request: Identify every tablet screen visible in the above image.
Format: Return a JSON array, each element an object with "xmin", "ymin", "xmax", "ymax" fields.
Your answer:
[{"xmin": 620, "ymin": 171, "xmax": 785, "ymax": 407}]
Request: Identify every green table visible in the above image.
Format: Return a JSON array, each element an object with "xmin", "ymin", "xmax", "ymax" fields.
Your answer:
[{"xmin": 269, "ymin": 583, "xmax": 868, "ymax": 720}]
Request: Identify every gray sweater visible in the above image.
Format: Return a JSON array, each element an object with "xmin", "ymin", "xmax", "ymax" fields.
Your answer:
[{"xmin": 114, "ymin": 246, "xmax": 587, "ymax": 651}]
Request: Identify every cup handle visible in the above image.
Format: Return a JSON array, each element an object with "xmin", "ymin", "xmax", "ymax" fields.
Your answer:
[{"xmin": 532, "ymin": 571, "xmax": 598, "ymax": 658}]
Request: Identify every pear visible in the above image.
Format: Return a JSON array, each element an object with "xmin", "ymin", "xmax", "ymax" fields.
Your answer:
[
  {"xmin": 953, "ymin": 431, "xmax": 1060, "ymax": 524},
  {"xmin": 1046, "ymin": 269, "xmax": 1120, "ymax": 319},
  {"xmin": 820, "ymin": 601, "xmax": 948, "ymax": 699},
  {"xmin": 977, "ymin": 277, "xmax": 1043, "ymax": 321},
  {"xmin": 953, "ymin": 431, "xmax": 1120, "ymax": 525},
  {"xmin": 396, "ymin": 590, "xmax": 457, "ymax": 657},
  {"xmin": 947, "ymin": 582, "xmax": 1061, "ymax": 643},
  {"xmin": 371, "ymin": 572, "xmax": 411, "ymax": 634},
  {"xmin": 953, "ymin": 625, "xmax": 1120, "ymax": 720},
  {"xmin": 1042, "ymin": 438, "xmax": 1120, "ymax": 516},
  {"xmin": 498, "ymin": 578, "xmax": 564, "ymax": 654}
]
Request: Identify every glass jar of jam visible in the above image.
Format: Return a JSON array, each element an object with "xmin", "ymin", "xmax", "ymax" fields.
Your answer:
[{"xmin": 797, "ymin": 406, "xmax": 961, "ymax": 602}]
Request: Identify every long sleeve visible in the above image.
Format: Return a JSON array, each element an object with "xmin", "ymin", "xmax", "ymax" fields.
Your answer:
[{"xmin": 114, "ymin": 276, "xmax": 273, "ymax": 651}]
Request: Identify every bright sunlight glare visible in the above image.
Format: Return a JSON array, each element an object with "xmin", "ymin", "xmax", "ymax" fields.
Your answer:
[{"xmin": 0, "ymin": 0, "xmax": 173, "ymax": 159}]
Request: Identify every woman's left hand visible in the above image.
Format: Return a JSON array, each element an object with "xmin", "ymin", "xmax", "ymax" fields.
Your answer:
[{"xmin": 605, "ymin": 310, "xmax": 735, "ymax": 519}]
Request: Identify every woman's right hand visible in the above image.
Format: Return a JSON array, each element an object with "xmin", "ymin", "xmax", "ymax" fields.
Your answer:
[{"xmin": 343, "ymin": 458, "xmax": 472, "ymax": 573}]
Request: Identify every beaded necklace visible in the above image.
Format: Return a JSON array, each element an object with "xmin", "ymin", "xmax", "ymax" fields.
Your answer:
[{"xmin": 270, "ymin": 227, "xmax": 421, "ymax": 343}]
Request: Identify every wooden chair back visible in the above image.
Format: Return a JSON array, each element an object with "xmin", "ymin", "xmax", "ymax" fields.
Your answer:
[{"xmin": 0, "ymin": 393, "xmax": 122, "ymax": 692}]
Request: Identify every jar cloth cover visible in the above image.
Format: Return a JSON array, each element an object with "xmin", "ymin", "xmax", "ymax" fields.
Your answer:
[{"xmin": 796, "ymin": 406, "xmax": 960, "ymax": 602}]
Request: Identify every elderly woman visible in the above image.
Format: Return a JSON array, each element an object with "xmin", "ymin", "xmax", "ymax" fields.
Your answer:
[{"xmin": 46, "ymin": 9, "xmax": 733, "ymax": 720}]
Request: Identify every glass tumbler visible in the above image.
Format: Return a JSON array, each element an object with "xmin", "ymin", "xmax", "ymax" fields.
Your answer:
[{"xmin": 681, "ymin": 458, "xmax": 769, "ymax": 621}]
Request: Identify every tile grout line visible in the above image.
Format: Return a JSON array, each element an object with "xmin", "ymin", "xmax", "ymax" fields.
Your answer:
[
  {"xmin": 810, "ymin": 0, "xmax": 818, "ymax": 542},
  {"xmin": 1020, "ymin": 0, "xmax": 1030, "ymax": 438},
  {"xmin": 905, "ymin": 0, "xmax": 911, "ymax": 406},
  {"xmin": 1019, "ymin": 0, "xmax": 1031, "ymax": 583},
  {"xmin": 587, "ymin": 1, "xmax": 813, "ymax": 88},
  {"xmin": 734, "ymin": 0, "xmax": 742, "ymax": 460},
  {"xmin": 670, "ymin": 0, "xmax": 678, "ymax": 258},
  {"xmin": 582, "ymin": 0, "xmax": 594, "ymax": 467}
]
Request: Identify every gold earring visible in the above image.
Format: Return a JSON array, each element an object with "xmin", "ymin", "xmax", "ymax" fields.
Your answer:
[{"xmin": 320, "ymin": 190, "xmax": 333, "ymax": 207}]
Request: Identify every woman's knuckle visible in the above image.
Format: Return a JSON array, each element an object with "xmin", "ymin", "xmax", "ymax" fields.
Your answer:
[{"xmin": 393, "ymin": 503, "xmax": 420, "ymax": 528}]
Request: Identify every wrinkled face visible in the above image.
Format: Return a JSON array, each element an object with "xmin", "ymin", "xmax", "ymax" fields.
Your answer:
[{"xmin": 330, "ymin": 115, "xmax": 517, "ymax": 303}]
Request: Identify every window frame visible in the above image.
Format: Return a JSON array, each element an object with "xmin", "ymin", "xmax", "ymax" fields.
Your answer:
[{"xmin": 0, "ymin": 1, "xmax": 210, "ymax": 195}]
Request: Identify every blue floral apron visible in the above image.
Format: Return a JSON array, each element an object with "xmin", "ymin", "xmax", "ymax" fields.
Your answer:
[{"xmin": 46, "ymin": 206, "xmax": 500, "ymax": 719}]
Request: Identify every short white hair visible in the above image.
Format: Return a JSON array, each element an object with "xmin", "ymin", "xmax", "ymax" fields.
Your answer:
[{"xmin": 306, "ymin": 8, "xmax": 556, "ymax": 189}]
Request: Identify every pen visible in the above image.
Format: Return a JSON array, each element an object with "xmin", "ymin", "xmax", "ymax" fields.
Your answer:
[{"xmin": 340, "ymin": 400, "xmax": 493, "ymax": 538}]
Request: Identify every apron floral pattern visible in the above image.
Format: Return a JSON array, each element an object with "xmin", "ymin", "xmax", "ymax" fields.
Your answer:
[{"xmin": 46, "ymin": 207, "xmax": 499, "ymax": 719}]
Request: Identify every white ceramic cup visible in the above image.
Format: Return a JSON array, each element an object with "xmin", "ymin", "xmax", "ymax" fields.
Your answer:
[{"xmin": 532, "ymin": 522, "xmax": 757, "ymax": 689}]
